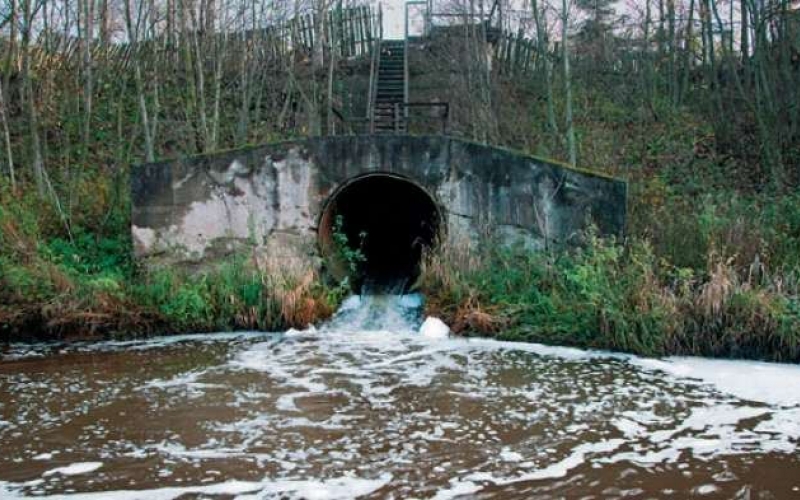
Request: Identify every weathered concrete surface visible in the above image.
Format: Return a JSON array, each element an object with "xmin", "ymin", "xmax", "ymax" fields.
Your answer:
[{"xmin": 131, "ymin": 135, "xmax": 627, "ymax": 266}]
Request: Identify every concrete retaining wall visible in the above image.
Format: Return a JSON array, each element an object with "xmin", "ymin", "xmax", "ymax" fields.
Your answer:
[{"xmin": 131, "ymin": 135, "xmax": 627, "ymax": 267}]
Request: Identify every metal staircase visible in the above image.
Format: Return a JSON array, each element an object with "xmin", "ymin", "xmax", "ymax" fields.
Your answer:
[{"xmin": 372, "ymin": 40, "xmax": 407, "ymax": 133}]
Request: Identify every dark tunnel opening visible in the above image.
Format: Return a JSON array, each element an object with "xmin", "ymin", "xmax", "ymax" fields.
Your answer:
[{"xmin": 319, "ymin": 174, "xmax": 441, "ymax": 292}]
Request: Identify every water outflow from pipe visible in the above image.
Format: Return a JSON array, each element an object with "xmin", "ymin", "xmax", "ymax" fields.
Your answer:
[{"xmin": 323, "ymin": 280, "xmax": 424, "ymax": 333}]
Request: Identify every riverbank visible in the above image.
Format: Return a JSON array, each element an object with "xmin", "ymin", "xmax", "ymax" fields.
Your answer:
[
  {"xmin": 3, "ymin": 182, "xmax": 800, "ymax": 362},
  {"xmin": 3, "ymin": 126, "xmax": 800, "ymax": 360},
  {"xmin": 0, "ymin": 189, "xmax": 346, "ymax": 340},
  {"xmin": 420, "ymin": 231, "xmax": 800, "ymax": 363}
]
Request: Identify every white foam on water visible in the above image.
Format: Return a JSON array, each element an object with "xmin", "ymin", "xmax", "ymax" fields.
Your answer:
[
  {"xmin": 42, "ymin": 462, "xmax": 103, "ymax": 477},
  {"xmin": 140, "ymin": 368, "xmax": 223, "ymax": 391},
  {"xmin": 430, "ymin": 480, "xmax": 482, "ymax": 500},
  {"xmin": 468, "ymin": 439, "xmax": 625, "ymax": 487},
  {"xmin": 693, "ymin": 484, "xmax": 720, "ymax": 495},
  {"xmin": 2, "ymin": 331, "xmax": 276, "ymax": 361},
  {"xmin": 152, "ymin": 442, "xmax": 277, "ymax": 463},
  {"xmin": 0, "ymin": 474, "xmax": 391, "ymax": 500},
  {"xmin": 499, "ymin": 448, "xmax": 524, "ymax": 462},
  {"xmin": 631, "ymin": 356, "xmax": 800, "ymax": 407}
]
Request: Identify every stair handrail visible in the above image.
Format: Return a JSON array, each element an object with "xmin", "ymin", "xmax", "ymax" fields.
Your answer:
[
  {"xmin": 368, "ymin": 5, "xmax": 383, "ymax": 133},
  {"xmin": 331, "ymin": 106, "xmax": 370, "ymax": 135}
]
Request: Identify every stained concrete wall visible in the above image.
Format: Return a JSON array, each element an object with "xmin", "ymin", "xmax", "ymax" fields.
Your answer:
[{"xmin": 131, "ymin": 135, "xmax": 627, "ymax": 266}]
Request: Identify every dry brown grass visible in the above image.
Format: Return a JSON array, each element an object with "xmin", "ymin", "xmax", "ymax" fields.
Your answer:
[
  {"xmin": 256, "ymin": 252, "xmax": 335, "ymax": 329},
  {"xmin": 450, "ymin": 295, "xmax": 509, "ymax": 335}
]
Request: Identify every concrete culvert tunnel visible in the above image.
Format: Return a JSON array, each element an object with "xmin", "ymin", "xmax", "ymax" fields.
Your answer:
[{"xmin": 319, "ymin": 174, "xmax": 441, "ymax": 292}]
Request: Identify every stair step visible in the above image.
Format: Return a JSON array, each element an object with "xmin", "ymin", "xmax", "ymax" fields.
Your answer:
[{"xmin": 372, "ymin": 40, "xmax": 408, "ymax": 135}]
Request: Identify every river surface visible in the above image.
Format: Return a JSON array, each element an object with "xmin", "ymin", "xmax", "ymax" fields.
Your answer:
[{"xmin": 1, "ymin": 294, "xmax": 799, "ymax": 499}]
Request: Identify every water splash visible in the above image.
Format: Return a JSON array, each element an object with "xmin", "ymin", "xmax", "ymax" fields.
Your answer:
[{"xmin": 323, "ymin": 292, "xmax": 424, "ymax": 333}]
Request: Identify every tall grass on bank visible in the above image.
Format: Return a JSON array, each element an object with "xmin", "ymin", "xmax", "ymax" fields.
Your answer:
[
  {"xmin": 421, "ymin": 231, "xmax": 800, "ymax": 362},
  {"xmin": 0, "ymin": 195, "xmax": 344, "ymax": 339}
]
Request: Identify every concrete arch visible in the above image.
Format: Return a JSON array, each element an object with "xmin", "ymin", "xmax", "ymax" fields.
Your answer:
[
  {"xmin": 131, "ymin": 135, "xmax": 627, "ymax": 279},
  {"xmin": 318, "ymin": 172, "xmax": 443, "ymax": 290}
]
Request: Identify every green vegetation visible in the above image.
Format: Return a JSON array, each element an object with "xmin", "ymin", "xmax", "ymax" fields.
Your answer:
[
  {"xmin": 331, "ymin": 214, "xmax": 367, "ymax": 287},
  {"xmin": 0, "ymin": 183, "xmax": 344, "ymax": 339},
  {"xmin": 422, "ymin": 224, "xmax": 800, "ymax": 362},
  {"xmin": 1, "ymin": 0, "xmax": 799, "ymax": 361}
]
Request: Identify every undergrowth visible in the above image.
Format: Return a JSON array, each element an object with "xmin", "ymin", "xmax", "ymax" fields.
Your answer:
[
  {"xmin": 421, "ymin": 228, "xmax": 800, "ymax": 363},
  {"xmin": 0, "ymin": 186, "xmax": 345, "ymax": 339}
]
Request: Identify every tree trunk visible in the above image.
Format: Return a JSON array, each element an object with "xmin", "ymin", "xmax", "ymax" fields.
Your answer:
[
  {"xmin": 21, "ymin": 0, "xmax": 46, "ymax": 196},
  {"xmin": 125, "ymin": 0, "xmax": 156, "ymax": 162},
  {"xmin": 561, "ymin": 0, "xmax": 577, "ymax": 167},
  {"xmin": 0, "ymin": 78, "xmax": 15, "ymax": 189},
  {"xmin": 532, "ymin": 0, "xmax": 558, "ymax": 137},
  {"xmin": 99, "ymin": 0, "xmax": 111, "ymax": 44}
]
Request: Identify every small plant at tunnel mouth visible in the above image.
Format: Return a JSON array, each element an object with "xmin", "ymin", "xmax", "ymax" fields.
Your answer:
[{"xmin": 332, "ymin": 215, "xmax": 367, "ymax": 289}]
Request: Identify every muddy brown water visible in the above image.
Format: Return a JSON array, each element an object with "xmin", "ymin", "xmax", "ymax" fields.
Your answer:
[{"xmin": 1, "ymin": 296, "xmax": 799, "ymax": 499}]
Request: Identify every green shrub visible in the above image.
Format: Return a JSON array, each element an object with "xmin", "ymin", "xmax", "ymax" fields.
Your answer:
[{"xmin": 422, "ymin": 230, "xmax": 800, "ymax": 362}]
